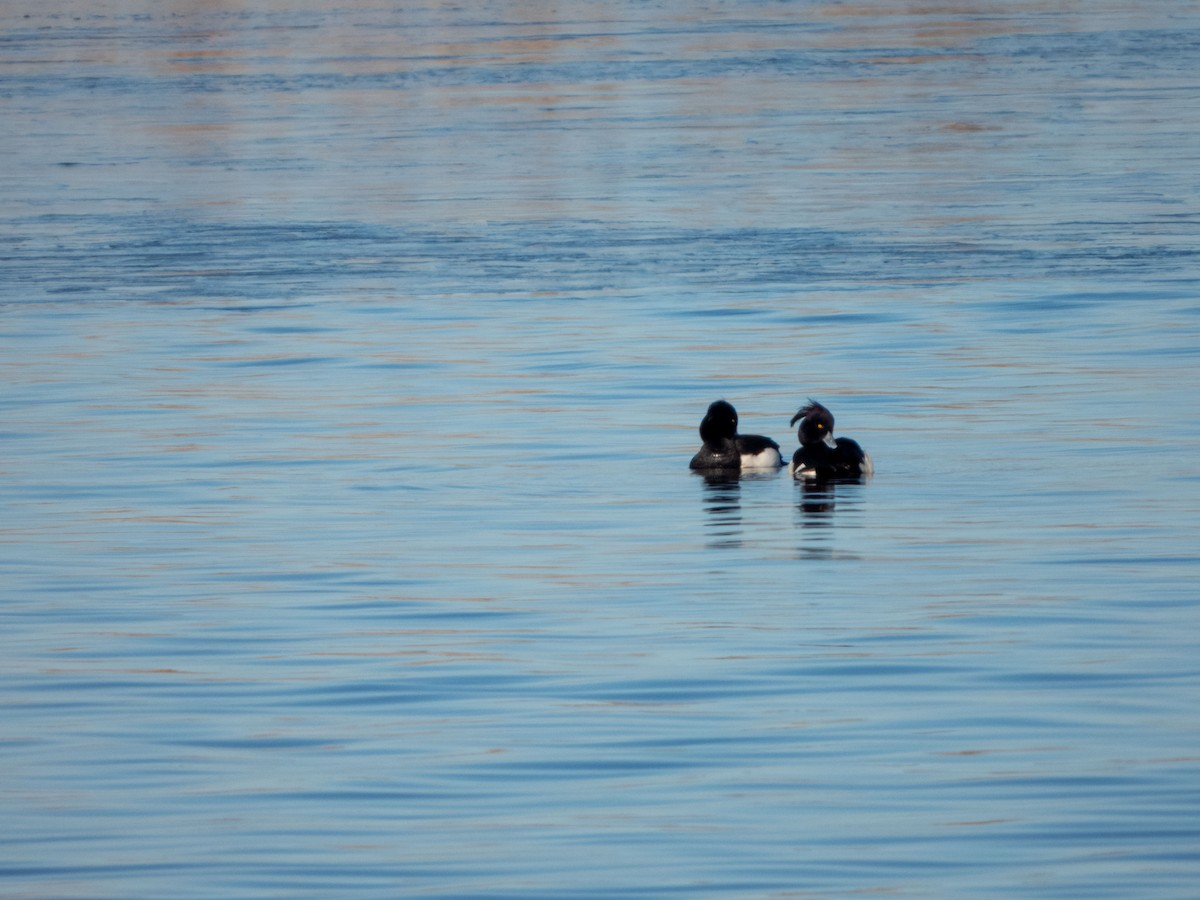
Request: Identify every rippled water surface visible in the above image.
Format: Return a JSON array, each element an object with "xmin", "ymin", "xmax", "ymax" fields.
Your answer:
[{"xmin": 3, "ymin": 2, "xmax": 1200, "ymax": 897}]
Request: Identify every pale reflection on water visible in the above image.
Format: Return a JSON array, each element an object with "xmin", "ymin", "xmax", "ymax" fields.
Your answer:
[{"xmin": 2, "ymin": 1, "xmax": 1200, "ymax": 898}]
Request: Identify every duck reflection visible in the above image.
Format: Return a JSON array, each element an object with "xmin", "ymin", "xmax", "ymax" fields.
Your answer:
[
  {"xmin": 699, "ymin": 472, "xmax": 743, "ymax": 548},
  {"xmin": 796, "ymin": 479, "xmax": 838, "ymax": 522},
  {"xmin": 793, "ymin": 477, "xmax": 868, "ymax": 560},
  {"xmin": 796, "ymin": 474, "xmax": 869, "ymax": 516}
]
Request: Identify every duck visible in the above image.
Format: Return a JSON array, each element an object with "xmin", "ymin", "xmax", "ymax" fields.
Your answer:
[
  {"xmin": 689, "ymin": 400, "xmax": 783, "ymax": 471},
  {"xmin": 789, "ymin": 399, "xmax": 872, "ymax": 480}
]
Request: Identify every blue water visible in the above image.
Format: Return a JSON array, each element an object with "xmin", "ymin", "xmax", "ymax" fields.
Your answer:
[{"xmin": 3, "ymin": 2, "xmax": 1200, "ymax": 897}]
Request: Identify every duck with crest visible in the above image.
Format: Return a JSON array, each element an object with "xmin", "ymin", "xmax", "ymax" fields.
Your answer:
[{"xmin": 789, "ymin": 399, "xmax": 872, "ymax": 480}]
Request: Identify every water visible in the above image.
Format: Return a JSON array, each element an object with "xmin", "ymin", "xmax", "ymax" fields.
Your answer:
[{"xmin": 3, "ymin": 2, "xmax": 1199, "ymax": 897}]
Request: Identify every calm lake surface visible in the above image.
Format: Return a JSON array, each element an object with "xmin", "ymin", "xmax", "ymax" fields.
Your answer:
[{"xmin": 3, "ymin": 1, "xmax": 1199, "ymax": 897}]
